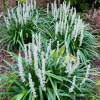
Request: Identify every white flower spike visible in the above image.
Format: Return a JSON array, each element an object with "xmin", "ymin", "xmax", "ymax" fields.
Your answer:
[
  {"xmin": 69, "ymin": 76, "xmax": 76, "ymax": 93},
  {"xmin": 28, "ymin": 73, "xmax": 37, "ymax": 98},
  {"xmin": 18, "ymin": 53, "xmax": 25, "ymax": 82}
]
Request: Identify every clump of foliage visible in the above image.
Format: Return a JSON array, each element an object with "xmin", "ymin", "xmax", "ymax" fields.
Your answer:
[
  {"xmin": 0, "ymin": 0, "xmax": 45, "ymax": 50},
  {"xmin": 0, "ymin": 34, "xmax": 99, "ymax": 99},
  {"xmin": 43, "ymin": 1, "xmax": 99, "ymax": 62}
]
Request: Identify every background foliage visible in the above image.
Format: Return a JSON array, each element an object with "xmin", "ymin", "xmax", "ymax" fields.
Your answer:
[{"xmin": 65, "ymin": 0, "xmax": 100, "ymax": 10}]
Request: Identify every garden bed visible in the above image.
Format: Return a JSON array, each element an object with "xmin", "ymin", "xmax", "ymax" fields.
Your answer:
[{"xmin": 0, "ymin": 1, "xmax": 100, "ymax": 99}]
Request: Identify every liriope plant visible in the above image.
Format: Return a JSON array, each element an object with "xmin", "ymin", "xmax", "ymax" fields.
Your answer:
[
  {"xmin": 0, "ymin": 34, "xmax": 99, "ymax": 100},
  {"xmin": 44, "ymin": 1, "xmax": 99, "ymax": 63},
  {"xmin": 0, "ymin": 0, "xmax": 46, "ymax": 50}
]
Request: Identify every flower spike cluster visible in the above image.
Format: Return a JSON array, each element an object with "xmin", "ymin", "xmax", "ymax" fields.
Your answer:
[
  {"xmin": 28, "ymin": 73, "xmax": 37, "ymax": 98},
  {"xmin": 73, "ymin": 50, "xmax": 80, "ymax": 71},
  {"xmin": 45, "ymin": 39, "xmax": 51, "ymax": 60},
  {"xmin": 38, "ymin": 69, "xmax": 46, "ymax": 91},
  {"xmin": 65, "ymin": 49, "xmax": 80, "ymax": 76},
  {"xmin": 69, "ymin": 76, "xmax": 76, "ymax": 93},
  {"xmin": 18, "ymin": 53, "xmax": 25, "ymax": 82},
  {"xmin": 28, "ymin": 43, "xmax": 32, "ymax": 65},
  {"xmin": 80, "ymin": 64, "xmax": 91, "ymax": 86},
  {"xmin": 4, "ymin": 0, "xmax": 37, "ymax": 29},
  {"xmin": 42, "ymin": 52, "xmax": 46, "ymax": 83},
  {"xmin": 50, "ymin": 0, "xmax": 84, "ymax": 46},
  {"xmin": 32, "ymin": 34, "xmax": 46, "ymax": 91},
  {"xmin": 24, "ymin": 44, "xmax": 32, "ymax": 65}
]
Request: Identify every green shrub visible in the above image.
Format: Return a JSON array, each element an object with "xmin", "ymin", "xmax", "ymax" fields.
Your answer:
[
  {"xmin": 43, "ymin": 1, "xmax": 99, "ymax": 63},
  {"xmin": 0, "ymin": 34, "xmax": 99, "ymax": 99},
  {"xmin": 0, "ymin": 0, "xmax": 46, "ymax": 50}
]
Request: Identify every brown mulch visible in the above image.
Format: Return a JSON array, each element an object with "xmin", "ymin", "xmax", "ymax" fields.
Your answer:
[
  {"xmin": 85, "ymin": 9, "xmax": 100, "ymax": 35},
  {"xmin": 84, "ymin": 10, "xmax": 100, "ymax": 93}
]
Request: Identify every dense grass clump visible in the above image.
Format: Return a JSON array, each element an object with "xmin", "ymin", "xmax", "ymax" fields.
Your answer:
[
  {"xmin": 42, "ymin": 1, "xmax": 99, "ymax": 62},
  {"xmin": 0, "ymin": 34, "xmax": 99, "ymax": 99},
  {"xmin": 0, "ymin": 0, "xmax": 46, "ymax": 50}
]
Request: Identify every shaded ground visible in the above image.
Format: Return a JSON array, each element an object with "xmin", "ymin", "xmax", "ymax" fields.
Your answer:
[
  {"xmin": 85, "ymin": 9, "xmax": 100, "ymax": 35},
  {"xmin": 92, "ymin": 48, "xmax": 100, "ymax": 93},
  {"xmin": 0, "ymin": 15, "xmax": 18, "ymax": 74}
]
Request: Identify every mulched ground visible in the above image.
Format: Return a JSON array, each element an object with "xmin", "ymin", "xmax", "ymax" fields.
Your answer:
[
  {"xmin": 84, "ymin": 10, "xmax": 100, "ymax": 92},
  {"xmin": 85, "ymin": 9, "xmax": 100, "ymax": 35},
  {"xmin": 0, "ymin": 14, "xmax": 18, "ymax": 73}
]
